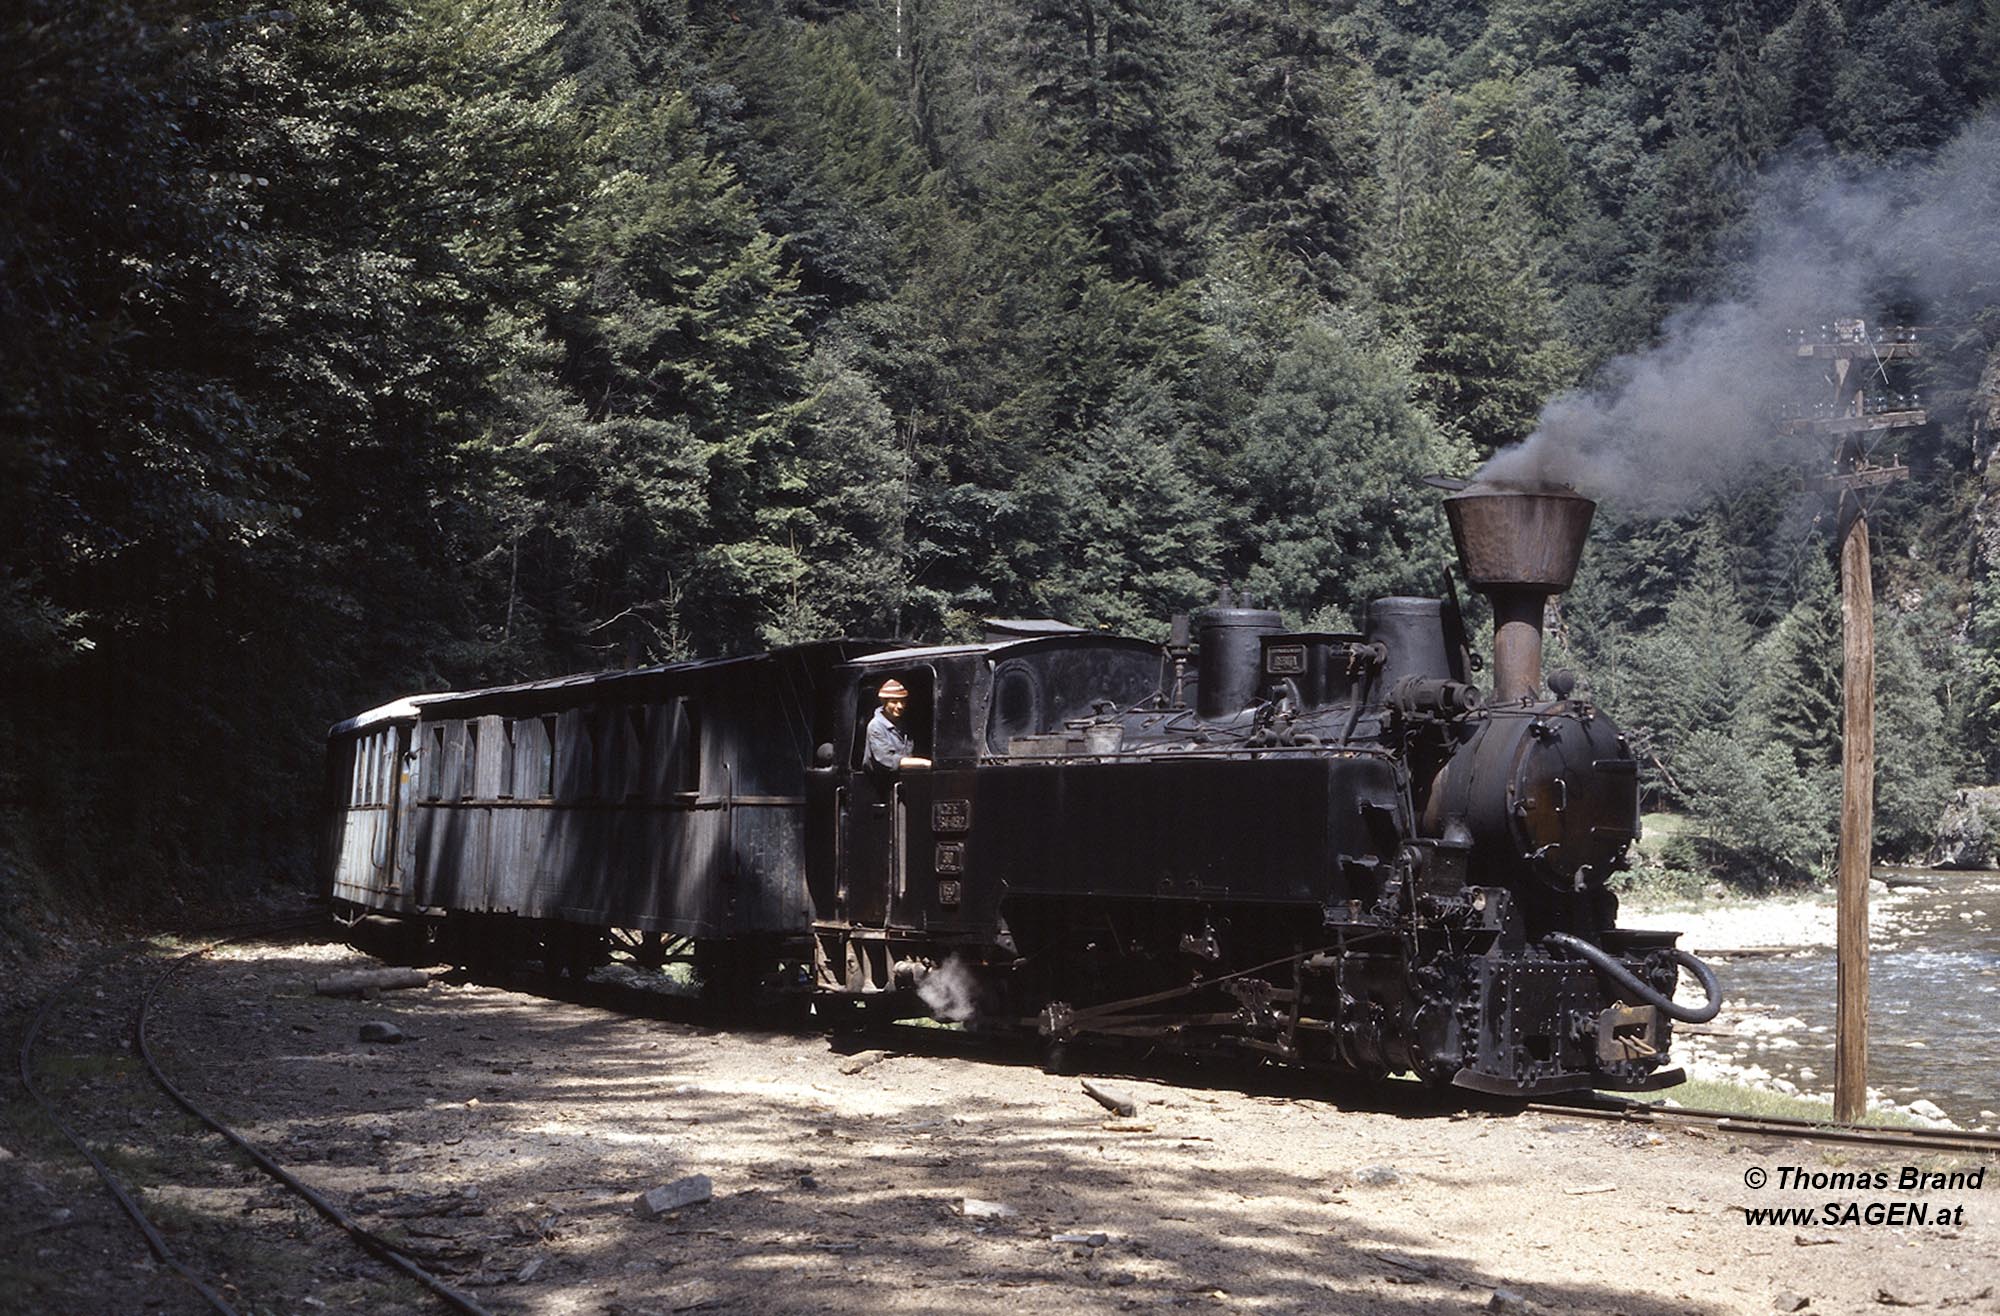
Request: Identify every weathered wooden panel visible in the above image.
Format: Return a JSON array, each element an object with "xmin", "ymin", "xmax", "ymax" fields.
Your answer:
[{"xmin": 326, "ymin": 640, "xmax": 884, "ymax": 937}]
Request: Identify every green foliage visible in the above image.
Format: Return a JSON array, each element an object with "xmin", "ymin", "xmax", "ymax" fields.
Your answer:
[
  {"xmin": 1372, "ymin": 94, "xmax": 1575, "ymax": 453},
  {"xmin": 1038, "ymin": 374, "xmax": 1221, "ymax": 636},
  {"xmin": 764, "ymin": 346, "xmax": 911, "ymax": 643},
  {"xmin": 1750, "ymin": 546, "xmax": 1841, "ymax": 777},
  {"xmin": 1610, "ymin": 521, "xmax": 1842, "ymax": 885},
  {"xmin": 5, "ymin": 0, "xmax": 1996, "ymax": 915},
  {"xmin": 1665, "ymin": 729, "xmax": 1833, "ymax": 886},
  {"xmin": 1205, "ymin": 0, "xmax": 1376, "ymax": 295},
  {"xmin": 1234, "ymin": 315, "xmax": 1472, "ymax": 620},
  {"xmin": 1613, "ymin": 521, "xmax": 1757, "ymax": 783},
  {"xmin": 1019, "ymin": 0, "xmax": 1186, "ymax": 285},
  {"xmin": 1965, "ymin": 561, "xmax": 2000, "ymax": 783},
  {"xmin": 1873, "ymin": 609, "xmax": 1956, "ymax": 856}
]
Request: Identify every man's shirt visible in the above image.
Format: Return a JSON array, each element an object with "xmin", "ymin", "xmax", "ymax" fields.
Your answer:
[{"xmin": 865, "ymin": 708, "xmax": 914, "ymax": 770}]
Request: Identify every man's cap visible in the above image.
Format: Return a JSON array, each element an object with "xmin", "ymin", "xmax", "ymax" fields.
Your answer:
[{"xmin": 878, "ymin": 679, "xmax": 909, "ymax": 700}]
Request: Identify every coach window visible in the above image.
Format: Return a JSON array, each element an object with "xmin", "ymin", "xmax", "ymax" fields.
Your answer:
[
  {"xmin": 568, "ymin": 708, "xmax": 596, "ymax": 800},
  {"xmin": 538, "ymin": 715, "xmax": 556, "ymax": 798},
  {"xmin": 621, "ymin": 705, "xmax": 647, "ymax": 800},
  {"xmin": 380, "ymin": 730, "xmax": 397, "ymax": 804},
  {"xmin": 460, "ymin": 720, "xmax": 480, "ymax": 799},
  {"xmin": 351, "ymin": 740, "xmax": 366, "ymax": 807},
  {"xmin": 582, "ymin": 707, "xmax": 606, "ymax": 800},
  {"xmin": 657, "ymin": 697, "xmax": 700, "ymax": 797},
  {"xmin": 424, "ymin": 725, "xmax": 446, "ymax": 801}
]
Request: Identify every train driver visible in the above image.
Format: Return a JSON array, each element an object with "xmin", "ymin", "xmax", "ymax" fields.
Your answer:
[{"xmin": 866, "ymin": 679, "xmax": 932, "ymax": 771}]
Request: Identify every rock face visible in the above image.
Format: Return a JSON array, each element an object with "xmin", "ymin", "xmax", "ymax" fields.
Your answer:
[{"xmin": 1928, "ymin": 786, "xmax": 2000, "ymax": 869}]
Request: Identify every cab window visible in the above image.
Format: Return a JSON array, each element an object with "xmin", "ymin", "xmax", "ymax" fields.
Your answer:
[{"xmin": 852, "ymin": 669, "xmax": 933, "ymax": 769}]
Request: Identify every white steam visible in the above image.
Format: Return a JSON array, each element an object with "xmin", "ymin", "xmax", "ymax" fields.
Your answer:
[
  {"xmin": 916, "ymin": 954, "xmax": 984, "ymax": 1024},
  {"xmin": 1480, "ymin": 117, "xmax": 2000, "ymax": 511}
]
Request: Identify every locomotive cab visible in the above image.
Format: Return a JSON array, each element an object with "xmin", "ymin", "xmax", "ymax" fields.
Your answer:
[{"xmin": 805, "ymin": 638, "xmax": 1169, "ymax": 1001}]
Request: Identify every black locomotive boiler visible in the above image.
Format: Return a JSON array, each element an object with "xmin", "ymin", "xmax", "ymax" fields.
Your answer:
[{"xmin": 323, "ymin": 485, "xmax": 1720, "ymax": 1096}]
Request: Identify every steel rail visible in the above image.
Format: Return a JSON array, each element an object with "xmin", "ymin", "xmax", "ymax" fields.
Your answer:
[
  {"xmin": 1527, "ymin": 1096, "xmax": 2000, "ymax": 1156},
  {"xmin": 18, "ymin": 947, "xmax": 245, "ymax": 1316},
  {"xmin": 137, "ymin": 930, "xmax": 497, "ymax": 1316}
]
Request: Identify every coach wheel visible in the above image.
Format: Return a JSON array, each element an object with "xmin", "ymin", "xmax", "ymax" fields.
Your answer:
[
  {"xmin": 539, "ymin": 922, "xmax": 588, "ymax": 984},
  {"xmin": 695, "ymin": 941, "xmax": 759, "ymax": 1017}
]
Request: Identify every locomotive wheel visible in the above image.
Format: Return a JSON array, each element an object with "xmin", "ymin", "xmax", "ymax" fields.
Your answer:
[{"xmin": 813, "ymin": 995, "xmax": 862, "ymax": 1032}]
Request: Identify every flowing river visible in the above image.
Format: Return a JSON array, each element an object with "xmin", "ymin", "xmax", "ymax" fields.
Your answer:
[{"xmin": 1632, "ymin": 869, "xmax": 2000, "ymax": 1128}]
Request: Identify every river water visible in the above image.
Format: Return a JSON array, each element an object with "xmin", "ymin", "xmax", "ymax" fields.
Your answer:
[{"xmin": 1666, "ymin": 869, "xmax": 2000, "ymax": 1127}]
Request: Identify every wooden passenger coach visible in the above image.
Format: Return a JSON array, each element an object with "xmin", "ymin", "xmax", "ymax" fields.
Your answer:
[{"xmin": 323, "ymin": 640, "xmax": 886, "ymax": 973}]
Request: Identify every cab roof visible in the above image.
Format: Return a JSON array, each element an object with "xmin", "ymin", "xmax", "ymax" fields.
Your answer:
[{"xmin": 840, "ymin": 632, "xmax": 1159, "ymax": 669}]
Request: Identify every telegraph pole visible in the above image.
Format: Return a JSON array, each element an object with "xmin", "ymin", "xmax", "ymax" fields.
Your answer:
[{"xmin": 1788, "ymin": 320, "xmax": 1922, "ymax": 1123}]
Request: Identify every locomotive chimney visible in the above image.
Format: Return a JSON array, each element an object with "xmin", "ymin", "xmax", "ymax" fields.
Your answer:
[{"xmin": 1442, "ymin": 486, "xmax": 1595, "ymax": 703}]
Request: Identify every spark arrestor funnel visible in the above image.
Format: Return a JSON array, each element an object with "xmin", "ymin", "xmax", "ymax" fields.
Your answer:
[{"xmin": 1443, "ymin": 487, "xmax": 1596, "ymax": 703}]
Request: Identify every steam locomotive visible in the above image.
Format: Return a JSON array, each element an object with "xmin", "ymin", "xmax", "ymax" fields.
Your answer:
[{"xmin": 323, "ymin": 486, "xmax": 1719, "ymax": 1096}]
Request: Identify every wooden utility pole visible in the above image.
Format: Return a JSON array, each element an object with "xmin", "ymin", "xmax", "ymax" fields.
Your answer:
[
  {"xmin": 1790, "ymin": 319, "xmax": 1922, "ymax": 1124},
  {"xmin": 1835, "ymin": 492, "xmax": 1874, "ymax": 1123}
]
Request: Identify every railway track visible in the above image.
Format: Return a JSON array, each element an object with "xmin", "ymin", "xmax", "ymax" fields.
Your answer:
[
  {"xmin": 540, "ymin": 957, "xmax": 2000, "ymax": 1154},
  {"xmin": 16, "ymin": 921, "xmax": 493, "ymax": 1316},
  {"xmin": 1528, "ymin": 1096, "xmax": 2000, "ymax": 1156}
]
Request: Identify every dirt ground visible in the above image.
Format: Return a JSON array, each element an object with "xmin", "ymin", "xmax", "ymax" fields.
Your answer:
[{"xmin": 4, "ymin": 925, "xmax": 1997, "ymax": 1316}]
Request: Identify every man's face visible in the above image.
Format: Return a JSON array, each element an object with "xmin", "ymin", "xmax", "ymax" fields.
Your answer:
[{"xmin": 884, "ymin": 697, "xmax": 906, "ymax": 720}]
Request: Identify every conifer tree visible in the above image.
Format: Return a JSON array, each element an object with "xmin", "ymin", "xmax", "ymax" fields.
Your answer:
[
  {"xmin": 1206, "ymin": 0, "xmax": 1375, "ymax": 296},
  {"xmin": 1617, "ymin": 519, "xmax": 1757, "ymax": 799},
  {"xmin": 1371, "ymin": 95, "xmax": 1573, "ymax": 452},
  {"xmin": 1233, "ymin": 314, "xmax": 1470, "ymax": 623},
  {"xmin": 1874, "ymin": 610, "xmax": 1957, "ymax": 856},
  {"xmin": 1019, "ymin": 0, "xmax": 1185, "ymax": 284},
  {"xmin": 1750, "ymin": 545, "xmax": 1842, "ymax": 776},
  {"xmin": 1039, "ymin": 374, "xmax": 1221, "ymax": 635}
]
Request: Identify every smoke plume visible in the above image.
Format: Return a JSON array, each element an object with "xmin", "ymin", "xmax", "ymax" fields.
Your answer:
[{"xmin": 1478, "ymin": 117, "xmax": 2000, "ymax": 511}]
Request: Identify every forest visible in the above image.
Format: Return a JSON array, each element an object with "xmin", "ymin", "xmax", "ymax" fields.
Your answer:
[{"xmin": 4, "ymin": 0, "xmax": 1999, "ymax": 928}]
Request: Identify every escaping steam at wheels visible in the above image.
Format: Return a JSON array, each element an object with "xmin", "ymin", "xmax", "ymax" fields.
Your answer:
[{"xmin": 324, "ymin": 485, "xmax": 1722, "ymax": 1097}]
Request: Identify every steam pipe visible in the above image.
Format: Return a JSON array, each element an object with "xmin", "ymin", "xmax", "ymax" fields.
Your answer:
[{"xmin": 1544, "ymin": 932, "xmax": 1723, "ymax": 1024}]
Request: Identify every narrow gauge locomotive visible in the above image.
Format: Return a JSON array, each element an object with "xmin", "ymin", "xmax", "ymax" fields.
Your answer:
[{"xmin": 323, "ymin": 486, "xmax": 1719, "ymax": 1096}]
